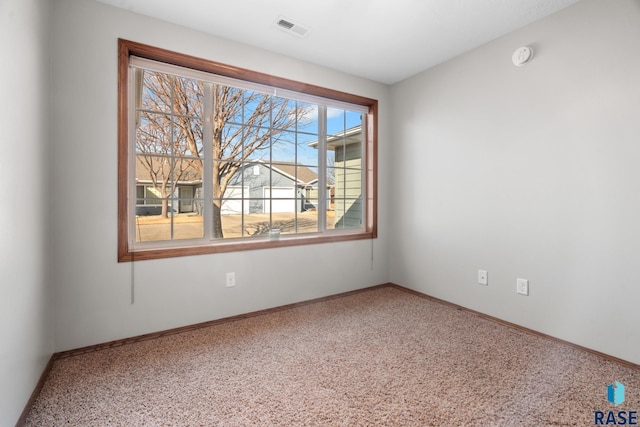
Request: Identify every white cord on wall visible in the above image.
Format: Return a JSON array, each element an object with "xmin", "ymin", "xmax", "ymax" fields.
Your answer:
[
  {"xmin": 371, "ymin": 237, "xmax": 374, "ymax": 270},
  {"xmin": 130, "ymin": 239, "xmax": 135, "ymax": 305}
]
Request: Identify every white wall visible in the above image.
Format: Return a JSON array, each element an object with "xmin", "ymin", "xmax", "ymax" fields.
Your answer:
[
  {"xmin": 3, "ymin": 1, "xmax": 637, "ymax": 420},
  {"xmin": 51, "ymin": 0, "xmax": 390, "ymax": 352},
  {"xmin": 390, "ymin": 0, "xmax": 640, "ymax": 364},
  {"xmin": 0, "ymin": 0, "xmax": 53, "ymax": 424}
]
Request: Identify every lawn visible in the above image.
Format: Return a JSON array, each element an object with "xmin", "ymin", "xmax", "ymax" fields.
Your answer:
[{"xmin": 135, "ymin": 210, "xmax": 335, "ymax": 242}]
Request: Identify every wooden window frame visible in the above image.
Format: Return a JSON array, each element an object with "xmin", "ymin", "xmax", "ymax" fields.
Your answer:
[{"xmin": 118, "ymin": 39, "xmax": 377, "ymax": 262}]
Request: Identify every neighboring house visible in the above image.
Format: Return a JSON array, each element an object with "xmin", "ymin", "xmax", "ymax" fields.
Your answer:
[
  {"xmin": 310, "ymin": 125, "xmax": 363, "ymax": 228},
  {"xmin": 219, "ymin": 161, "xmax": 322, "ymax": 215},
  {"xmin": 135, "ymin": 124, "xmax": 362, "ymax": 219},
  {"xmin": 135, "ymin": 156, "xmax": 201, "ymax": 216},
  {"xmin": 329, "ymin": 126, "xmax": 363, "ymax": 229},
  {"xmin": 135, "ymin": 158, "xmax": 322, "ymax": 216}
]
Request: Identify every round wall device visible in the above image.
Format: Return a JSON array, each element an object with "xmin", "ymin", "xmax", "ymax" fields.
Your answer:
[{"xmin": 512, "ymin": 46, "xmax": 533, "ymax": 67}]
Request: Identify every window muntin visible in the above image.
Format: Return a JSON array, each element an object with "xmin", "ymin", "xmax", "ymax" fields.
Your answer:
[{"xmin": 118, "ymin": 39, "xmax": 377, "ymax": 261}]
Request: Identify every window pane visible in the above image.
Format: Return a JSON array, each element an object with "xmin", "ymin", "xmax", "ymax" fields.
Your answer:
[
  {"xmin": 235, "ymin": 163, "xmax": 267, "ymax": 199},
  {"xmin": 345, "ymin": 110, "xmax": 363, "ymax": 130},
  {"xmin": 327, "ymin": 107, "xmax": 346, "ymax": 135},
  {"xmin": 272, "ymin": 211, "xmax": 297, "ymax": 236},
  {"xmin": 333, "ymin": 198, "xmax": 363, "ymax": 230},
  {"xmin": 271, "ymin": 97, "xmax": 296, "ymax": 131},
  {"xmin": 325, "ymin": 106, "xmax": 364, "ymax": 231},
  {"xmin": 332, "ymin": 165, "xmax": 363, "ymax": 225},
  {"xmin": 219, "ymin": 124, "xmax": 244, "ymax": 160},
  {"xmin": 279, "ymin": 211, "xmax": 319, "ymax": 235},
  {"xmin": 213, "ymin": 161, "xmax": 236, "ymax": 199},
  {"xmin": 173, "ymin": 76, "xmax": 204, "ymax": 119},
  {"xmin": 135, "ymin": 214, "xmax": 172, "ymax": 243},
  {"xmin": 135, "ymin": 211, "xmax": 204, "ymax": 242},
  {"xmin": 174, "ymin": 117, "xmax": 203, "ymax": 158},
  {"xmin": 174, "ymin": 158, "xmax": 202, "ymax": 186},
  {"xmin": 242, "ymin": 90, "xmax": 271, "ymax": 128},
  {"xmin": 243, "ymin": 126, "xmax": 271, "ymax": 162},
  {"xmin": 136, "ymin": 114, "xmax": 172, "ymax": 155},
  {"xmin": 217, "ymin": 198, "xmax": 248, "ymax": 239},
  {"xmin": 271, "ymin": 131, "xmax": 296, "ymax": 164},
  {"xmin": 326, "ymin": 207, "xmax": 336, "ymax": 230},
  {"xmin": 136, "ymin": 154, "xmax": 173, "ymax": 198},
  {"xmin": 243, "ymin": 210, "xmax": 272, "ymax": 238},
  {"xmin": 330, "ymin": 143, "xmax": 363, "ymax": 233},
  {"xmin": 219, "ymin": 205, "xmax": 243, "ymax": 239},
  {"xmin": 335, "ymin": 135, "xmax": 363, "ymax": 165},
  {"xmin": 136, "ymin": 186, "xmax": 144, "ymax": 205},
  {"xmin": 263, "ymin": 191, "xmax": 297, "ymax": 214},
  {"xmin": 135, "ymin": 185, "xmax": 165, "ymax": 209},
  {"xmin": 140, "ymin": 71, "xmax": 172, "ymax": 113},
  {"xmin": 297, "ymin": 132, "xmax": 319, "ymax": 168},
  {"xmin": 296, "ymin": 102, "xmax": 318, "ymax": 134},
  {"xmin": 215, "ymin": 85, "xmax": 245, "ymax": 126},
  {"xmin": 304, "ymin": 185, "xmax": 322, "ymax": 212},
  {"xmin": 298, "ymin": 210, "xmax": 319, "ymax": 234},
  {"xmin": 333, "ymin": 167, "xmax": 363, "ymax": 198},
  {"xmin": 172, "ymin": 212, "xmax": 204, "ymax": 240},
  {"xmin": 219, "ymin": 191, "xmax": 245, "ymax": 215},
  {"xmin": 327, "ymin": 108, "xmax": 363, "ymax": 145},
  {"xmin": 273, "ymin": 163, "xmax": 318, "ymax": 189}
]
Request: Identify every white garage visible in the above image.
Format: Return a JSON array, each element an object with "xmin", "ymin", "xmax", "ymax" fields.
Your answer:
[
  {"xmin": 221, "ymin": 186, "xmax": 249, "ymax": 214},
  {"xmin": 263, "ymin": 187, "xmax": 297, "ymax": 213}
]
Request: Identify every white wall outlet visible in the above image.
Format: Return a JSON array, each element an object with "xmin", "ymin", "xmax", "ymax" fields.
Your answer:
[
  {"xmin": 517, "ymin": 278, "xmax": 528, "ymax": 295},
  {"xmin": 478, "ymin": 270, "xmax": 488, "ymax": 285},
  {"xmin": 226, "ymin": 272, "xmax": 236, "ymax": 287}
]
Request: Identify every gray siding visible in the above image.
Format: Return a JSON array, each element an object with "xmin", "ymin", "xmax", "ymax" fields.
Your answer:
[{"xmin": 227, "ymin": 163, "xmax": 299, "ymax": 213}]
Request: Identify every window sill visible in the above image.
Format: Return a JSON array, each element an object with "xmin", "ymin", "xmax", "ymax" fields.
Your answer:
[{"xmin": 118, "ymin": 229, "xmax": 377, "ymax": 262}]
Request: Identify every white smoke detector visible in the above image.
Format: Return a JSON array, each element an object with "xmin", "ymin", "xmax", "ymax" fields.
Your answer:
[{"xmin": 512, "ymin": 46, "xmax": 533, "ymax": 67}]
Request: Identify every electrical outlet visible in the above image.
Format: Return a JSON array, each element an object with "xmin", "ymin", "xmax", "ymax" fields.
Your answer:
[
  {"xmin": 517, "ymin": 278, "xmax": 528, "ymax": 295},
  {"xmin": 226, "ymin": 272, "xmax": 236, "ymax": 287},
  {"xmin": 478, "ymin": 270, "xmax": 488, "ymax": 285}
]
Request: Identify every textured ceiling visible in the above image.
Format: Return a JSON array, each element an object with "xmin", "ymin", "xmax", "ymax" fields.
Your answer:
[{"xmin": 96, "ymin": 0, "xmax": 581, "ymax": 84}]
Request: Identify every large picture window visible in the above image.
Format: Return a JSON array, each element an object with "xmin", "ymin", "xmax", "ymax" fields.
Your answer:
[{"xmin": 118, "ymin": 40, "xmax": 377, "ymax": 261}]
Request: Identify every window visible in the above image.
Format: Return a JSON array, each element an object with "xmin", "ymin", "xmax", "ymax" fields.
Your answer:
[{"xmin": 118, "ymin": 39, "xmax": 377, "ymax": 261}]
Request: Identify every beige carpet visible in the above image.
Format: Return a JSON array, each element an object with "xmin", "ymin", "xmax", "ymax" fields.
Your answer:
[{"xmin": 26, "ymin": 286, "xmax": 639, "ymax": 426}]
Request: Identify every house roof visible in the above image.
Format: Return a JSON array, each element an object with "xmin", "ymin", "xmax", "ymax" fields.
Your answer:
[
  {"xmin": 135, "ymin": 156, "xmax": 319, "ymax": 186},
  {"xmin": 270, "ymin": 162, "xmax": 318, "ymax": 186},
  {"xmin": 308, "ymin": 125, "xmax": 362, "ymax": 150},
  {"xmin": 135, "ymin": 156, "xmax": 202, "ymax": 184},
  {"xmin": 327, "ymin": 126, "xmax": 362, "ymax": 149}
]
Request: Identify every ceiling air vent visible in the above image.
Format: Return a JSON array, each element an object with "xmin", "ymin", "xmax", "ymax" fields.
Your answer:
[{"xmin": 275, "ymin": 16, "xmax": 310, "ymax": 38}]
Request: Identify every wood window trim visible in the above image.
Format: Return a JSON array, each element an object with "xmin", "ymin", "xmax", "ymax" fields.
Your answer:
[{"xmin": 117, "ymin": 39, "xmax": 378, "ymax": 262}]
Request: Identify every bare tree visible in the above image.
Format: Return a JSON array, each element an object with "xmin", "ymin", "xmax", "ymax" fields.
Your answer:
[
  {"xmin": 136, "ymin": 70, "xmax": 311, "ymax": 237},
  {"xmin": 135, "ymin": 72, "xmax": 202, "ymax": 218}
]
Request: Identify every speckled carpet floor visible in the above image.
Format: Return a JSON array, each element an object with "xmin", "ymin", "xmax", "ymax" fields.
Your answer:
[{"xmin": 26, "ymin": 286, "xmax": 639, "ymax": 426}]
